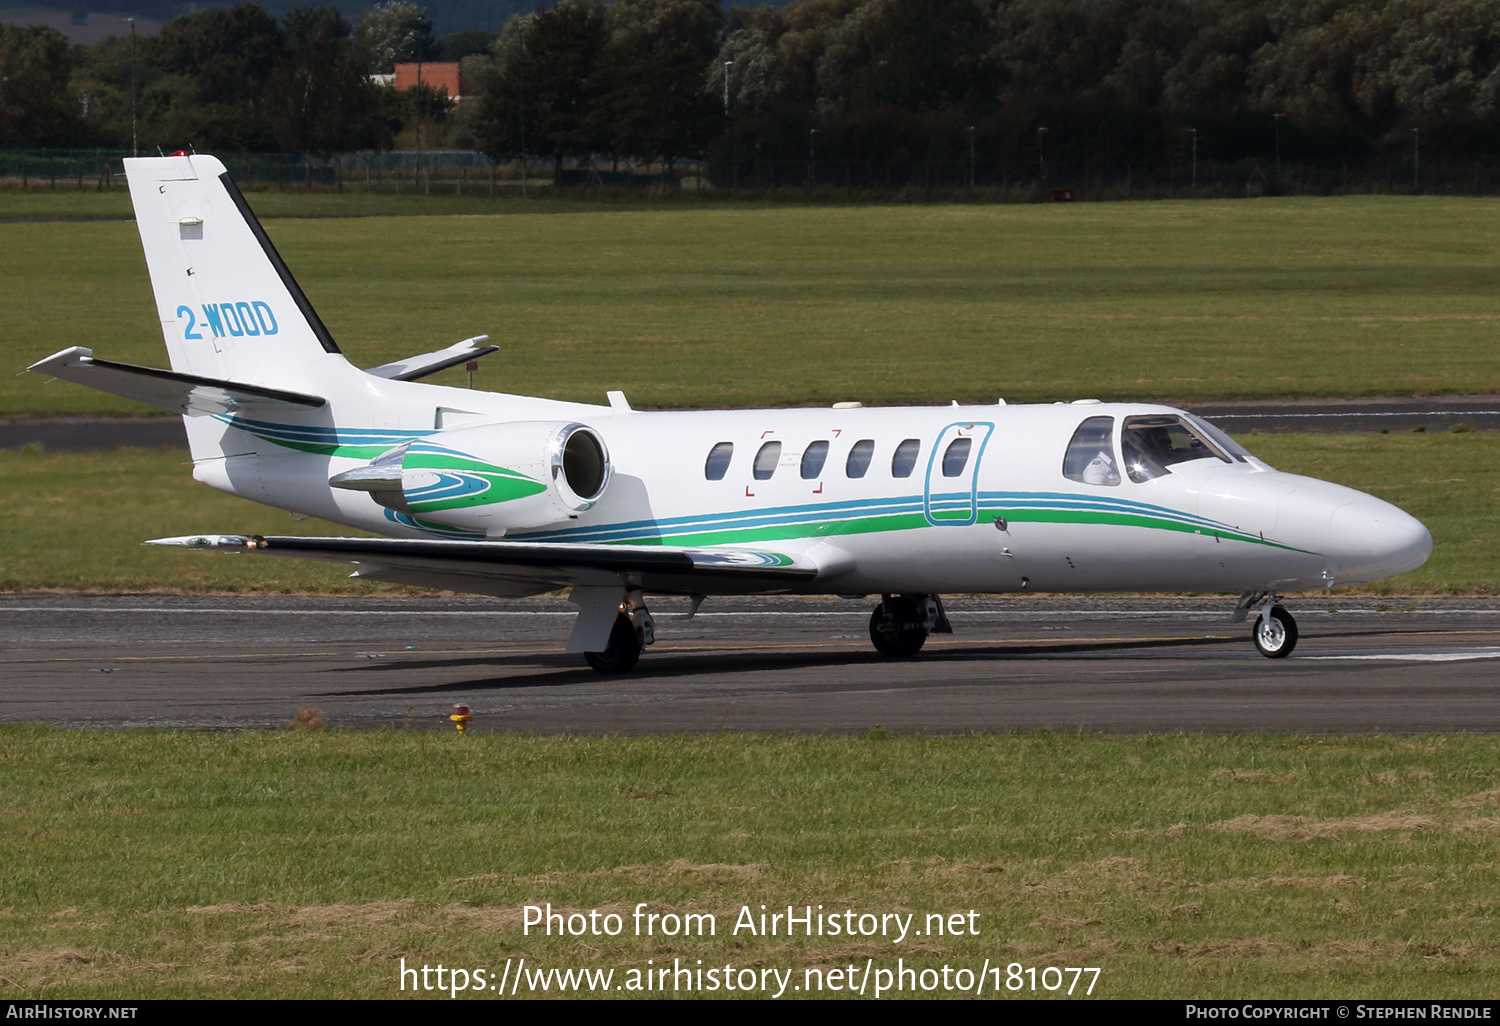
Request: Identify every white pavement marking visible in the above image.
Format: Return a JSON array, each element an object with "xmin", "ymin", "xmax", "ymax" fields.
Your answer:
[
  {"xmin": 1206, "ymin": 410, "xmax": 1500, "ymax": 419},
  {"xmin": 1303, "ymin": 648, "xmax": 1500, "ymax": 662}
]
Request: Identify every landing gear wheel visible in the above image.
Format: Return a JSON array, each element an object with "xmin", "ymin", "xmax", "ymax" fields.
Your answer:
[
  {"xmin": 869, "ymin": 601, "xmax": 928, "ymax": 658},
  {"xmin": 584, "ymin": 614, "xmax": 643, "ymax": 674},
  {"xmin": 1253, "ymin": 605, "xmax": 1298, "ymax": 659}
]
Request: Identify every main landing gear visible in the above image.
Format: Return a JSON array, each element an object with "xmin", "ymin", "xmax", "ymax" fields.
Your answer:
[
  {"xmin": 869, "ymin": 594, "xmax": 952, "ymax": 658},
  {"xmin": 1233, "ymin": 591, "xmax": 1299, "ymax": 658},
  {"xmin": 584, "ymin": 589, "xmax": 654, "ymax": 674}
]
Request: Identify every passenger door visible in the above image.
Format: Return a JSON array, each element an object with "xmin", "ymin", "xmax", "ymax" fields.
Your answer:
[{"xmin": 923, "ymin": 421, "xmax": 994, "ymax": 526}]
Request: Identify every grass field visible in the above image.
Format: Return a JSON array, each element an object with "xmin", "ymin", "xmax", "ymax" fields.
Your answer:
[
  {"xmin": 1, "ymin": 431, "xmax": 1493, "ymax": 594},
  {"xmin": 5, "ymin": 195, "xmax": 1500, "ymax": 415},
  {"xmin": 1, "ymin": 727, "xmax": 1496, "ymax": 999}
]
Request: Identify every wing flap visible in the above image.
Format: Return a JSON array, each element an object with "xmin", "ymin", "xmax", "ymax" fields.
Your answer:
[
  {"xmin": 144, "ymin": 534, "xmax": 822, "ymax": 595},
  {"xmin": 28, "ymin": 347, "xmax": 326, "ymax": 416}
]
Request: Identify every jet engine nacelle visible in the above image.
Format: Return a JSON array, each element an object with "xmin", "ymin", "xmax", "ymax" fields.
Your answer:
[{"xmin": 331, "ymin": 421, "xmax": 611, "ymax": 533}]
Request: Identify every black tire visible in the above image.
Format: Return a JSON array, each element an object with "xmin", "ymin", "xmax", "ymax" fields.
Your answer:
[
  {"xmin": 1253, "ymin": 605, "xmax": 1298, "ymax": 658},
  {"xmin": 869, "ymin": 602, "xmax": 928, "ymax": 658},
  {"xmin": 584, "ymin": 614, "xmax": 642, "ymax": 674}
]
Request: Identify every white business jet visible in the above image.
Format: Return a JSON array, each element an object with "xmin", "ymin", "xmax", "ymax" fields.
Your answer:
[{"xmin": 30, "ymin": 155, "xmax": 1432, "ymax": 671}]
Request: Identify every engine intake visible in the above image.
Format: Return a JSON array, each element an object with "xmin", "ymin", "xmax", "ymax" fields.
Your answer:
[{"xmin": 331, "ymin": 420, "xmax": 611, "ymax": 533}]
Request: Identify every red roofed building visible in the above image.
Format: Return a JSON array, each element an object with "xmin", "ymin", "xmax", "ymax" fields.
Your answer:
[{"xmin": 393, "ymin": 62, "xmax": 466, "ymax": 105}]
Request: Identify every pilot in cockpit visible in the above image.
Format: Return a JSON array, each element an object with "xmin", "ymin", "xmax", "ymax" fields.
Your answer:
[{"xmin": 1082, "ymin": 450, "xmax": 1120, "ymax": 486}]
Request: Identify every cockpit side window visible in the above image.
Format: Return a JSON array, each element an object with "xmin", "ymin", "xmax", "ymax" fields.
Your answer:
[
  {"xmin": 1122, "ymin": 414, "xmax": 1231, "ymax": 483},
  {"xmin": 1062, "ymin": 416, "xmax": 1119, "ymax": 486}
]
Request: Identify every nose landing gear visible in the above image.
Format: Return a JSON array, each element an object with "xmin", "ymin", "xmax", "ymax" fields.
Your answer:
[
  {"xmin": 1234, "ymin": 591, "xmax": 1299, "ymax": 658},
  {"xmin": 1253, "ymin": 604, "xmax": 1298, "ymax": 658},
  {"xmin": 869, "ymin": 594, "xmax": 952, "ymax": 658}
]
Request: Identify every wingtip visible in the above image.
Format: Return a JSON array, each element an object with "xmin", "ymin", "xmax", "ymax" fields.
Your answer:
[
  {"xmin": 144, "ymin": 534, "xmax": 261, "ymax": 550},
  {"xmin": 26, "ymin": 346, "xmax": 93, "ymax": 373}
]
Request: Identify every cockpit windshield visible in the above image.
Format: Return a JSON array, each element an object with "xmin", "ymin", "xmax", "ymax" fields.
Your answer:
[
  {"xmin": 1184, "ymin": 413, "xmax": 1263, "ymax": 466},
  {"xmin": 1121, "ymin": 414, "xmax": 1231, "ymax": 483}
]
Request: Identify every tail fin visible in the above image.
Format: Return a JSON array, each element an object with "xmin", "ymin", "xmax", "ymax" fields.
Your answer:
[{"xmin": 125, "ymin": 154, "xmax": 346, "ymax": 385}]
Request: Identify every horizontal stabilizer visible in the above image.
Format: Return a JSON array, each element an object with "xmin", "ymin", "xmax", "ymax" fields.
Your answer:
[
  {"xmin": 28, "ymin": 346, "xmax": 326, "ymax": 417},
  {"xmin": 365, "ymin": 336, "xmax": 499, "ymax": 382},
  {"xmin": 145, "ymin": 534, "xmax": 822, "ymax": 597}
]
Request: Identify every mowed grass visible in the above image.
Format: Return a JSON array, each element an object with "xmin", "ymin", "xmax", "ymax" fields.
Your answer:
[
  {"xmin": 0, "ymin": 431, "xmax": 1494, "ymax": 593},
  {"xmin": 5, "ymin": 196, "xmax": 1500, "ymax": 415},
  {"xmin": 0, "ymin": 728, "xmax": 1496, "ymax": 999},
  {"xmin": 0, "ymin": 447, "xmax": 385, "ymax": 593}
]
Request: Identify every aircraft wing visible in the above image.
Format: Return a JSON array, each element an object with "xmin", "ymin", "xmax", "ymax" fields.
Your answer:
[
  {"xmin": 29, "ymin": 347, "xmax": 326, "ymax": 416},
  {"xmin": 144, "ymin": 534, "xmax": 824, "ymax": 597}
]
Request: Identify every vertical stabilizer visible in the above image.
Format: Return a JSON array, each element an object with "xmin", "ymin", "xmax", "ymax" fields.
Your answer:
[{"xmin": 125, "ymin": 154, "xmax": 346, "ymax": 386}]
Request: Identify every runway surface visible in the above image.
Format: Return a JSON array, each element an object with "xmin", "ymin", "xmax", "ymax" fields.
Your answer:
[
  {"xmin": 4, "ymin": 595, "xmax": 1498, "ymax": 733},
  {"xmin": 1187, "ymin": 395, "xmax": 1500, "ymax": 434},
  {"xmin": 5, "ymin": 395, "xmax": 1498, "ymax": 452}
]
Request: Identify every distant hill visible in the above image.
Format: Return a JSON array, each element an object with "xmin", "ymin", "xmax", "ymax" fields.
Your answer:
[{"xmin": 1, "ymin": 0, "xmax": 541, "ymax": 38}]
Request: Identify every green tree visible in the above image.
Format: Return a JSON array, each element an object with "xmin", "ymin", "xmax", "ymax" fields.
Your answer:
[
  {"xmin": 831, "ymin": 0, "xmax": 1000, "ymax": 115},
  {"xmin": 147, "ymin": 4, "xmax": 289, "ymax": 150},
  {"xmin": 436, "ymin": 27, "xmax": 498, "ymax": 61},
  {"xmin": 357, "ymin": 1, "xmax": 438, "ymax": 74},
  {"xmin": 602, "ymin": 0, "xmax": 724, "ymax": 171},
  {"xmin": 0, "ymin": 24, "xmax": 75, "ymax": 146},
  {"xmin": 473, "ymin": 1, "xmax": 612, "ymax": 181},
  {"xmin": 270, "ymin": 6, "xmax": 383, "ymax": 153}
]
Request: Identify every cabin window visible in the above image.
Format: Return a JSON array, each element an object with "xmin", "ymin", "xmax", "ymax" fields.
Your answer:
[
  {"xmin": 1062, "ymin": 416, "xmax": 1119, "ymax": 486},
  {"xmin": 891, "ymin": 438, "xmax": 920, "ymax": 478},
  {"xmin": 704, "ymin": 442, "xmax": 734, "ymax": 481},
  {"xmin": 753, "ymin": 441, "xmax": 782, "ymax": 480},
  {"xmin": 845, "ymin": 439, "xmax": 874, "ymax": 478},
  {"xmin": 801, "ymin": 440, "xmax": 829, "ymax": 479},
  {"xmin": 941, "ymin": 437, "xmax": 973, "ymax": 477},
  {"xmin": 1121, "ymin": 414, "xmax": 1231, "ymax": 483}
]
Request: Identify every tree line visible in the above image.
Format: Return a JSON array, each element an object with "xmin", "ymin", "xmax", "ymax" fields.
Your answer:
[
  {"xmin": 6, "ymin": 0, "xmax": 1500, "ymax": 176},
  {"xmin": 0, "ymin": 1, "xmax": 478, "ymax": 152}
]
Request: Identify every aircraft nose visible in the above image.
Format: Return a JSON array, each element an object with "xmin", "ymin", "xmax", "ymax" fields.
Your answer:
[{"xmin": 1328, "ymin": 501, "xmax": 1433, "ymax": 583}]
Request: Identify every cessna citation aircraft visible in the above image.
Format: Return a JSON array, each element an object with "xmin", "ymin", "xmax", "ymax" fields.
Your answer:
[{"xmin": 30, "ymin": 154, "xmax": 1432, "ymax": 671}]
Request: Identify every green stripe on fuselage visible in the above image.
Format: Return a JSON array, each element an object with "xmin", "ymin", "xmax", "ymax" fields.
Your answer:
[{"xmin": 580, "ymin": 507, "xmax": 1306, "ymax": 553}]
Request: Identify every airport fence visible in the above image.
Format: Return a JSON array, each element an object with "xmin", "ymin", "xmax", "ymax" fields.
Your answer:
[{"xmin": 3, "ymin": 148, "xmax": 1500, "ymax": 200}]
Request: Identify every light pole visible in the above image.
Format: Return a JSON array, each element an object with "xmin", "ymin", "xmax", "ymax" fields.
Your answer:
[
  {"xmin": 968, "ymin": 124, "xmax": 975, "ymax": 189},
  {"xmin": 1189, "ymin": 127, "xmax": 1197, "ymax": 190},
  {"xmin": 415, "ymin": 31, "xmax": 425, "ymax": 194},
  {"xmin": 809, "ymin": 127, "xmax": 817, "ymax": 188},
  {"xmin": 1272, "ymin": 113, "xmax": 1283, "ymax": 176},
  {"xmin": 723, "ymin": 61, "xmax": 732, "ymax": 116},
  {"xmin": 127, "ymin": 17, "xmax": 137, "ymax": 157},
  {"xmin": 1037, "ymin": 126, "xmax": 1048, "ymax": 191},
  {"xmin": 518, "ymin": 20, "xmax": 526, "ymax": 197},
  {"xmin": 1411, "ymin": 127, "xmax": 1420, "ymax": 190}
]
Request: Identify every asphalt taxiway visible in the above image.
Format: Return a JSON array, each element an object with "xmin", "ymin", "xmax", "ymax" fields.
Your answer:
[{"xmin": 4, "ymin": 595, "xmax": 1496, "ymax": 733}]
